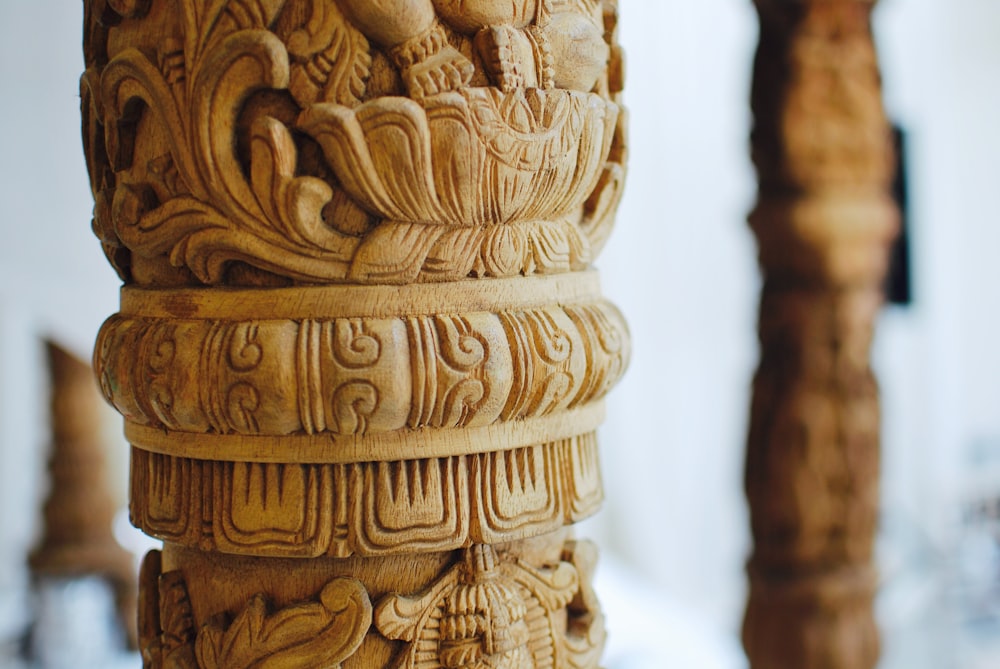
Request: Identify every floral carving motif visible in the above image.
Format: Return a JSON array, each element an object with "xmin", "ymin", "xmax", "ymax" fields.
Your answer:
[
  {"xmin": 196, "ymin": 577, "xmax": 371, "ymax": 668},
  {"xmin": 285, "ymin": 0, "xmax": 373, "ymax": 107},
  {"xmin": 299, "ymin": 88, "xmax": 616, "ymax": 227},
  {"xmin": 138, "ymin": 550, "xmax": 372, "ymax": 669},
  {"xmin": 84, "ymin": 0, "xmax": 625, "ymax": 285}
]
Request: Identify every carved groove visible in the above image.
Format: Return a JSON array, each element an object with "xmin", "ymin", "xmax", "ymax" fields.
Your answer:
[
  {"xmin": 130, "ymin": 433, "xmax": 603, "ymax": 558},
  {"xmin": 97, "ymin": 300, "xmax": 629, "ymax": 440}
]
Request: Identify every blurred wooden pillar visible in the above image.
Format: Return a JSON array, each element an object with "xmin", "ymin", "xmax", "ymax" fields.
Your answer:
[
  {"xmin": 30, "ymin": 342, "xmax": 136, "ymax": 645},
  {"xmin": 743, "ymin": 1, "xmax": 898, "ymax": 667},
  {"xmin": 82, "ymin": 1, "xmax": 628, "ymax": 667}
]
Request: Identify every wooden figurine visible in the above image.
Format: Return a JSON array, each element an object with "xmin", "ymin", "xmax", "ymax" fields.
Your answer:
[
  {"xmin": 743, "ymin": 2, "xmax": 898, "ymax": 668},
  {"xmin": 82, "ymin": 0, "xmax": 627, "ymax": 667}
]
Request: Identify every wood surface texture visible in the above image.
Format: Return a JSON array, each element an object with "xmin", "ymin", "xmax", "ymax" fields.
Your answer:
[
  {"xmin": 82, "ymin": 1, "xmax": 626, "ymax": 666},
  {"xmin": 743, "ymin": 1, "xmax": 898, "ymax": 667}
]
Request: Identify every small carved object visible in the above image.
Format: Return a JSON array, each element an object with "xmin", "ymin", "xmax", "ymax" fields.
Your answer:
[
  {"xmin": 30, "ymin": 341, "xmax": 137, "ymax": 646},
  {"xmin": 83, "ymin": 0, "xmax": 626, "ymax": 666},
  {"xmin": 744, "ymin": 2, "xmax": 898, "ymax": 668},
  {"xmin": 375, "ymin": 541, "xmax": 603, "ymax": 669}
]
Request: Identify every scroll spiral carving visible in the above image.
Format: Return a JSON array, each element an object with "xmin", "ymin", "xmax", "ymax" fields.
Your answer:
[{"xmin": 95, "ymin": 297, "xmax": 628, "ymax": 439}]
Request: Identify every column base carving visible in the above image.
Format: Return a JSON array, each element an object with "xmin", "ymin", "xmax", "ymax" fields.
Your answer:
[{"xmin": 140, "ymin": 529, "xmax": 605, "ymax": 669}]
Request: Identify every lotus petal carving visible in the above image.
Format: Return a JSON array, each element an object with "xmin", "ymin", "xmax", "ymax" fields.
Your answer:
[{"xmin": 299, "ymin": 88, "xmax": 619, "ymax": 227}]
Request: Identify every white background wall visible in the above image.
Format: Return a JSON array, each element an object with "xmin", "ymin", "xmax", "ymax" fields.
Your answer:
[
  {"xmin": 0, "ymin": 1, "xmax": 123, "ymax": 655},
  {"xmin": 0, "ymin": 0, "xmax": 998, "ymax": 666},
  {"xmin": 591, "ymin": 0, "xmax": 759, "ymax": 636},
  {"xmin": 591, "ymin": 0, "xmax": 1000, "ymax": 656}
]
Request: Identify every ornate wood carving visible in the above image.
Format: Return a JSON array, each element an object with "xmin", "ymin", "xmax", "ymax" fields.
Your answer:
[
  {"xmin": 30, "ymin": 341, "xmax": 137, "ymax": 646},
  {"xmin": 83, "ymin": 1, "xmax": 626, "ymax": 667},
  {"xmin": 744, "ymin": 2, "xmax": 898, "ymax": 668}
]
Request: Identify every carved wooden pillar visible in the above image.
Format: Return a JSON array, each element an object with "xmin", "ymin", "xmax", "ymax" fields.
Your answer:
[
  {"xmin": 82, "ymin": 1, "xmax": 627, "ymax": 667},
  {"xmin": 30, "ymin": 341, "xmax": 136, "ymax": 645},
  {"xmin": 743, "ymin": 2, "xmax": 898, "ymax": 668}
]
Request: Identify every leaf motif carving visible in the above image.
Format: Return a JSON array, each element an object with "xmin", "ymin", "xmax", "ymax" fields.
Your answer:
[
  {"xmin": 189, "ymin": 29, "xmax": 290, "ymax": 224},
  {"xmin": 579, "ymin": 162, "xmax": 625, "ymax": 257},
  {"xmin": 346, "ymin": 219, "xmax": 591, "ymax": 284},
  {"xmin": 505, "ymin": 559, "xmax": 578, "ymax": 613},
  {"xmin": 562, "ymin": 539, "xmax": 607, "ymax": 668},
  {"xmin": 424, "ymin": 227, "xmax": 483, "ymax": 280},
  {"xmin": 300, "ymin": 98, "xmax": 447, "ymax": 223},
  {"xmin": 249, "ymin": 118, "xmax": 333, "ymax": 248},
  {"xmin": 182, "ymin": 0, "xmax": 287, "ymax": 69},
  {"xmin": 92, "ymin": 0, "xmax": 629, "ymax": 285},
  {"xmin": 195, "ymin": 577, "xmax": 372, "ymax": 669},
  {"xmin": 479, "ymin": 225, "xmax": 527, "ymax": 276},
  {"xmin": 100, "ymin": 17, "xmax": 366, "ymax": 283},
  {"xmin": 374, "ymin": 565, "xmax": 462, "ymax": 643},
  {"xmin": 299, "ymin": 89, "xmax": 619, "ymax": 227},
  {"xmin": 286, "ymin": 0, "xmax": 371, "ymax": 107},
  {"xmin": 102, "ymin": 48, "xmax": 197, "ymax": 187},
  {"xmin": 348, "ymin": 223, "xmax": 446, "ymax": 284}
]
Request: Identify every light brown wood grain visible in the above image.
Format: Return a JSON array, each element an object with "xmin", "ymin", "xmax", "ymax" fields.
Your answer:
[{"xmin": 83, "ymin": 0, "xmax": 625, "ymax": 666}]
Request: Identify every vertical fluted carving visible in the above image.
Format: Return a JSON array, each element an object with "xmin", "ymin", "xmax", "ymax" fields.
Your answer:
[
  {"xmin": 82, "ymin": 1, "xmax": 627, "ymax": 666},
  {"xmin": 743, "ymin": 2, "xmax": 897, "ymax": 668}
]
